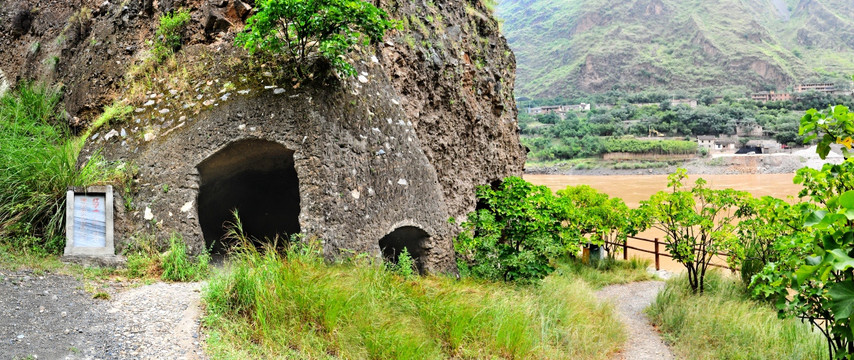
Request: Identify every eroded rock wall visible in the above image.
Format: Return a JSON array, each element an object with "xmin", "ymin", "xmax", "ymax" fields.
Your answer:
[{"xmin": 0, "ymin": 0, "xmax": 524, "ymax": 272}]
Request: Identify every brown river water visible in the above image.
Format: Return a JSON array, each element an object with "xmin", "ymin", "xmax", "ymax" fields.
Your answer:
[{"xmin": 524, "ymin": 173, "xmax": 804, "ymax": 272}]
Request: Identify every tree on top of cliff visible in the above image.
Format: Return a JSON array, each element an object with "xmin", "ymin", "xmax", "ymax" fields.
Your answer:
[{"xmin": 236, "ymin": 0, "xmax": 396, "ymax": 78}]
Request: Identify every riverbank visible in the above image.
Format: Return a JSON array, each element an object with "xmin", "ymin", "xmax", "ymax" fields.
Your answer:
[{"xmin": 525, "ymin": 148, "xmax": 843, "ymax": 176}]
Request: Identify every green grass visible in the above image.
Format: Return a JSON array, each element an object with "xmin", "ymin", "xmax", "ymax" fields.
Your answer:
[
  {"xmin": 610, "ymin": 161, "xmax": 671, "ymax": 170},
  {"xmin": 0, "ymin": 241, "xmax": 117, "ymax": 281},
  {"xmin": 0, "ymin": 83, "xmax": 124, "ymax": 252},
  {"xmin": 646, "ymin": 272, "xmax": 827, "ymax": 360},
  {"xmin": 161, "ymin": 233, "xmax": 210, "ymax": 282},
  {"xmin": 203, "ymin": 242, "xmax": 626, "ymax": 359},
  {"xmin": 88, "ymin": 102, "xmax": 132, "ymax": 134},
  {"xmin": 557, "ymin": 257, "xmax": 653, "ymax": 289}
]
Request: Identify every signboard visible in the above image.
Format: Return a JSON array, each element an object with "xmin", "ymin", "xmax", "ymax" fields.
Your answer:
[
  {"xmin": 72, "ymin": 194, "xmax": 107, "ymax": 247},
  {"xmin": 64, "ymin": 186, "xmax": 114, "ymax": 257}
]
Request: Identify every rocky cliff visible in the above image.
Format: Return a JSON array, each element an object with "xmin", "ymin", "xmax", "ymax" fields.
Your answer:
[{"xmin": 0, "ymin": 0, "xmax": 525, "ymax": 272}]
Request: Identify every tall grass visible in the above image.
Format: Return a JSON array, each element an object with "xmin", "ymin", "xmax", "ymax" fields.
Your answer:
[
  {"xmin": 557, "ymin": 257, "xmax": 653, "ymax": 289},
  {"xmin": 647, "ymin": 272, "xmax": 827, "ymax": 359},
  {"xmin": 0, "ymin": 83, "xmax": 121, "ymax": 252},
  {"xmin": 203, "ymin": 242, "xmax": 626, "ymax": 359},
  {"xmin": 161, "ymin": 233, "xmax": 210, "ymax": 281}
]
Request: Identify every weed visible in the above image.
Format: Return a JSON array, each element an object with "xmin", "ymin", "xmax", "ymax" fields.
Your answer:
[
  {"xmin": 161, "ymin": 234, "xmax": 210, "ymax": 282},
  {"xmin": 92, "ymin": 292, "xmax": 110, "ymax": 300},
  {"xmin": 153, "ymin": 9, "xmax": 191, "ymax": 63},
  {"xmin": 393, "ymin": 247, "xmax": 415, "ymax": 278}
]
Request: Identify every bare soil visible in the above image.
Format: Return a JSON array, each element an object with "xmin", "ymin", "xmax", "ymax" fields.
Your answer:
[{"xmin": 0, "ymin": 269, "xmax": 205, "ymax": 359}]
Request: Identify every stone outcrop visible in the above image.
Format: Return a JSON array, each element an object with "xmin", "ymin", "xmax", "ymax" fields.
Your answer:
[{"xmin": 0, "ymin": 0, "xmax": 525, "ymax": 273}]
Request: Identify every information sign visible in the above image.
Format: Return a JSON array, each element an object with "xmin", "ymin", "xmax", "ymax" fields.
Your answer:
[{"xmin": 64, "ymin": 186, "xmax": 114, "ymax": 257}]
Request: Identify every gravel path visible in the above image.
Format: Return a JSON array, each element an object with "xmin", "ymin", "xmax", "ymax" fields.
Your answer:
[
  {"xmin": 0, "ymin": 269, "xmax": 206, "ymax": 359},
  {"xmin": 596, "ymin": 281, "xmax": 675, "ymax": 360}
]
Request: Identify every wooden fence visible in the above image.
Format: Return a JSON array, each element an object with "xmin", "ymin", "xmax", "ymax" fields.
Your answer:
[{"xmin": 604, "ymin": 236, "xmax": 735, "ymax": 271}]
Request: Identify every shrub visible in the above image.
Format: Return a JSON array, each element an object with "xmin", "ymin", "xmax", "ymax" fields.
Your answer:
[
  {"xmin": 393, "ymin": 247, "xmax": 416, "ymax": 278},
  {"xmin": 603, "ymin": 138, "xmax": 698, "ymax": 154},
  {"xmin": 0, "ymin": 83, "xmax": 120, "ymax": 253},
  {"xmin": 731, "ymin": 196, "xmax": 805, "ymax": 287},
  {"xmin": 454, "ymin": 177, "xmax": 577, "ymax": 282},
  {"xmin": 748, "ymin": 102, "xmax": 854, "ymax": 358},
  {"xmin": 556, "ymin": 185, "xmax": 645, "ymax": 260},
  {"xmin": 235, "ymin": 0, "xmax": 396, "ymax": 77},
  {"xmin": 153, "ymin": 9, "xmax": 191, "ymax": 62},
  {"xmin": 639, "ymin": 169, "xmax": 751, "ymax": 293}
]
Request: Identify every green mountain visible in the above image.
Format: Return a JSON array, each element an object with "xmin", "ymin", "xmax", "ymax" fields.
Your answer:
[{"xmin": 497, "ymin": 0, "xmax": 854, "ymax": 99}]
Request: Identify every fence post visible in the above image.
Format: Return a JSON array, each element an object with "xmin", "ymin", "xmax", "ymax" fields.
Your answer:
[
  {"xmin": 654, "ymin": 238, "xmax": 660, "ymax": 271},
  {"xmin": 623, "ymin": 240, "xmax": 628, "ymax": 260}
]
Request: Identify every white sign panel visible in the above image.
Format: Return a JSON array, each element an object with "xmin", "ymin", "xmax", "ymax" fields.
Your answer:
[
  {"xmin": 72, "ymin": 194, "xmax": 107, "ymax": 248},
  {"xmin": 64, "ymin": 186, "xmax": 115, "ymax": 257}
]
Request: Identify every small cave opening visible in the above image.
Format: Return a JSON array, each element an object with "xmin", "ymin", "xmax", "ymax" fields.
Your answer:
[
  {"xmin": 379, "ymin": 226, "xmax": 430, "ymax": 274},
  {"xmin": 197, "ymin": 139, "xmax": 301, "ymax": 254}
]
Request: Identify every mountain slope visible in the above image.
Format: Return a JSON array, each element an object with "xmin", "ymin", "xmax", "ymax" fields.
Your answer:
[{"xmin": 498, "ymin": 0, "xmax": 854, "ymax": 99}]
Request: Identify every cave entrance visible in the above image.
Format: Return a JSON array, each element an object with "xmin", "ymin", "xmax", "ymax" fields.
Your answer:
[
  {"xmin": 197, "ymin": 139, "xmax": 301, "ymax": 254},
  {"xmin": 379, "ymin": 226, "xmax": 429, "ymax": 274}
]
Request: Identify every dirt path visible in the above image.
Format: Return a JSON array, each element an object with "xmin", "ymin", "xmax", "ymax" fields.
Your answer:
[
  {"xmin": 0, "ymin": 269, "xmax": 206, "ymax": 359},
  {"xmin": 596, "ymin": 281, "xmax": 675, "ymax": 360}
]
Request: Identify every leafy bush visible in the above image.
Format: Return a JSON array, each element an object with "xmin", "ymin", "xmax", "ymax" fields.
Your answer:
[
  {"xmin": 161, "ymin": 233, "xmax": 210, "ymax": 282},
  {"xmin": 639, "ymin": 169, "xmax": 751, "ymax": 293},
  {"xmin": 455, "ymin": 177, "xmax": 577, "ymax": 282},
  {"xmin": 153, "ymin": 9, "xmax": 191, "ymax": 62},
  {"xmin": 0, "ymin": 83, "xmax": 120, "ymax": 253},
  {"xmin": 731, "ymin": 196, "xmax": 805, "ymax": 286},
  {"xmin": 749, "ymin": 101, "xmax": 854, "ymax": 359},
  {"xmin": 236, "ymin": 0, "xmax": 396, "ymax": 77},
  {"xmin": 393, "ymin": 247, "xmax": 416, "ymax": 278},
  {"xmin": 556, "ymin": 185, "xmax": 644, "ymax": 259},
  {"xmin": 603, "ymin": 138, "xmax": 698, "ymax": 154},
  {"xmin": 647, "ymin": 272, "xmax": 827, "ymax": 359},
  {"xmin": 203, "ymin": 240, "xmax": 625, "ymax": 359}
]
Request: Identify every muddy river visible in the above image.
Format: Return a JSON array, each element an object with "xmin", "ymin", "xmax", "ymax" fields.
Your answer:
[{"xmin": 524, "ymin": 173, "xmax": 804, "ymax": 272}]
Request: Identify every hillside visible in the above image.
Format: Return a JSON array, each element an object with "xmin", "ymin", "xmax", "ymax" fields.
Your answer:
[{"xmin": 498, "ymin": 0, "xmax": 854, "ymax": 99}]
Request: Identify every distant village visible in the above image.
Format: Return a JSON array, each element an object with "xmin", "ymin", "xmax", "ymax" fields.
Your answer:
[
  {"xmin": 524, "ymin": 83, "xmax": 854, "ymax": 156},
  {"xmin": 526, "ymin": 83, "xmax": 852, "ymax": 117}
]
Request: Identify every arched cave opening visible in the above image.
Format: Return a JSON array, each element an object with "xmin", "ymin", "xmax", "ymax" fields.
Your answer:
[
  {"xmin": 197, "ymin": 139, "xmax": 301, "ymax": 254},
  {"xmin": 379, "ymin": 226, "xmax": 430, "ymax": 274}
]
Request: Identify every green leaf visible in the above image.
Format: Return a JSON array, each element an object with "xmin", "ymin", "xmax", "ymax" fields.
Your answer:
[
  {"xmin": 840, "ymin": 191, "xmax": 854, "ymax": 209},
  {"xmin": 828, "ymin": 249, "xmax": 854, "ymax": 271},
  {"xmin": 804, "ymin": 210, "xmax": 827, "ymax": 227},
  {"xmin": 828, "ymin": 281, "xmax": 854, "ymax": 319},
  {"xmin": 794, "ymin": 264, "xmax": 819, "ymax": 286}
]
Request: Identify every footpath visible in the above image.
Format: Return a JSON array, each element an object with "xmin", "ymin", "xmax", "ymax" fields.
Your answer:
[{"xmin": 596, "ymin": 280, "xmax": 675, "ymax": 360}]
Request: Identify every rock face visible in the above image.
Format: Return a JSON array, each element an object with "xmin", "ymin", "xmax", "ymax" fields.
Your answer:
[{"xmin": 0, "ymin": 0, "xmax": 525, "ymax": 273}]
